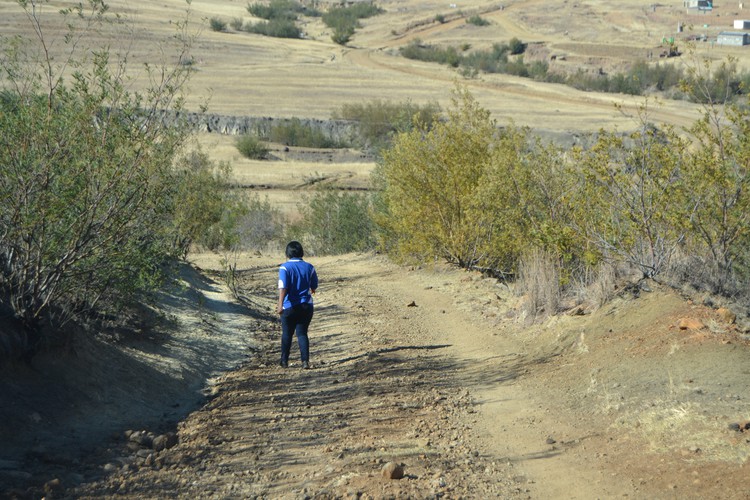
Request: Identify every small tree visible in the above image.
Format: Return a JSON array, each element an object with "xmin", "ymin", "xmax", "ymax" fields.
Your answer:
[
  {"xmin": 377, "ymin": 86, "xmax": 497, "ymax": 268},
  {"xmin": 292, "ymin": 189, "xmax": 375, "ymax": 255},
  {"xmin": 236, "ymin": 134, "xmax": 270, "ymax": 159},
  {"xmin": 0, "ymin": 0, "xmax": 200, "ymax": 355},
  {"xmin": 572, "ymin": 104, "xmax": 689, "ymax": 279},
  {"xmin": 682, "ymin": 100, "xmax": 750, "ymax": 292}
]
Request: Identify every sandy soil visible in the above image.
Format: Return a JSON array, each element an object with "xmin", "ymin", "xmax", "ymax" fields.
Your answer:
[{"xmin": 3, "ymin": 253, "xmax": 747, "ymax": 499}]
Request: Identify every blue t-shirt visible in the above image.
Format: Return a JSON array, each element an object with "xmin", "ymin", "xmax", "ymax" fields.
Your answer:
[{"xmin": 278, "ymin": 258, "xmax": 318, "ymax": 310}]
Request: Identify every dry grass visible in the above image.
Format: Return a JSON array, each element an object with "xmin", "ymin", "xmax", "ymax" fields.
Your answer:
[
  {"xmin": 0, "ymin": 0, "xmax": 722, "ymax": 133},
  {"xmin": 3, "ymin": 0, "xmax": 744, "ymax": 220}
]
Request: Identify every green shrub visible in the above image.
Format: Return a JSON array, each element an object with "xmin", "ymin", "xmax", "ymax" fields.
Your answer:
[
  {"xmin": 0, "ymin": 1, "xmax": 199, "ymax": 348},
  {"xmin": 247, "ymin": 0, "xmax": 299, "ymax": 20},
  {"xmin": 236, "ymin": 195, "xmax": 285, "ymax": 251},
  {"xmin": 466, "ymin": 15, "xmax": 490, "ymax": 26},
  {"xmin": 244, "ymin": 19, "xmax": 301, "ymax": 38},
  {"xmin": 269, "ymin": 118, "xmax": 342, "ymax": 148},
  {"xmin": 323, "ymin": 2, "xmax": 383, "ymax": 45},
  {"xmin": 209, "ymin": 17, "xmax": 227, "ymax": 32},
  {"xmin": 508, "ymin": 37, "xmax": 526, "ymax": 55},
  {"xmin": 435, "ymin": 14, "xmax": 446, "ymax": 24},
  {"xmin": 291, "ymin": 189, "xmax": 375, "ymax": 255},
  {"xmin": 332, "ymin": 99, "xmax": 441, "ymax": 151},
  {"xmin": 331, "ymin": 26, "xmax": 355, "ymax": 45},
  {"xmin": 236, "ymin": 134, "xmax": 270, "ymax": 159},
  {"xmin": 173, "ymin": 150, "xmax": 241, "ymax": 252},
  {"xmin": 400, "ymin": 40, "xmax": 462, "ymax": 67},
  {"xmin": 230, "ymin": 17, "xmax": 244, "ymax": 30}
]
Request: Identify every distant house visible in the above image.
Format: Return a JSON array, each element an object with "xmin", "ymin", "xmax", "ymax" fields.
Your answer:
[
  {"xmin": 717, "ymin": 31, "xmax": 750, "ymax": 45},
  {"xmin": 684, "ymin": 0, "xmax": 713, "ymax": 8},
  {"xmin": 734, "ymin": 19, "xmax": 750, "ymax": 29}
]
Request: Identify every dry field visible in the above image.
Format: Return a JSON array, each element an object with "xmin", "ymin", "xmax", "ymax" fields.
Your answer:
[{"xmin": 4, "ymin": 0, "xmax": 748, "ymax": 205}]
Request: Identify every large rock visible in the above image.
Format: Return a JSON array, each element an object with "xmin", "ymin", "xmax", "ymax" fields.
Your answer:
[
  {"xmin": 677, "ymin": 318, "xmax": 704, "ymax": 330},
  {"xmin": 717, "ymin": 307, "xmax": 736, "ymax": 324},
  {"xmin": 152, "ymin": 432, "xmax": 179, "ymax": 452},
  {"xmin": 381, "ymin": 462, "xmax": 404, "ymax": 480}
]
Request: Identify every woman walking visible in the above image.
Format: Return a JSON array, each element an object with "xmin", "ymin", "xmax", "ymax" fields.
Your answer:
[{"xmin": 277, "ymin": 241, "xmax": 318, "ymax": 369}]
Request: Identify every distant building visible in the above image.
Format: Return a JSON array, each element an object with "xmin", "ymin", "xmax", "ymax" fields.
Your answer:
[
  {"xmin": 734, "ymin": 19, "xmax": 750, "ymax": 29},
  {"xmin": 684, "ymin": 0, "xmax": 713, "ymax": 8},
  {"xmin": 717, "ymin": 31, "xmax": 750, "ymax": 45}
]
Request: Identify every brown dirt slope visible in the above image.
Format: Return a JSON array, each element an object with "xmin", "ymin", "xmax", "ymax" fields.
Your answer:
[{"xmin": 54, "ymin": 252, "xmax": 750, "ymax": 500}]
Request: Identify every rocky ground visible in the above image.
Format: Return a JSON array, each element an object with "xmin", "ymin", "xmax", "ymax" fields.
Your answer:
[{"xmin": 2, "ymin": 252, "xmax": 750, "ymax": 499}]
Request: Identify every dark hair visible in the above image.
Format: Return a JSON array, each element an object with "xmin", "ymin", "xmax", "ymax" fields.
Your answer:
[{"xmin": 285, "ymin": 241, "xmax": 304, "ymax": 259}]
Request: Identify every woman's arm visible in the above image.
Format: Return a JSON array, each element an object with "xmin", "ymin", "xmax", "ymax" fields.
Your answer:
[{"xmin": 277, "ymin": 288, "xmax": 287, "ymax": 315}]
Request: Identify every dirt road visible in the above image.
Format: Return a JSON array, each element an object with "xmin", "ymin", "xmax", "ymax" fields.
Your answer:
[{"xmin": 62, "ymin": 253, "xmax": 749, "ymax": 499}]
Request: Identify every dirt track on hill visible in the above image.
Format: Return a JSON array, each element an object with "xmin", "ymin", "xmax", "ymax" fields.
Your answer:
[{"xmin": 62, "ymin": 253, "xmax": 750, "ymax": 500}]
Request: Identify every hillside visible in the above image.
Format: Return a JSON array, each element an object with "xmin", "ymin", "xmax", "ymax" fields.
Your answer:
[
  {"xmin": 2, "ymin": 0, "xmax": 750, "ymax": 498},
  {"xmin": 3, "ymin": 253, "xmax": 748, "ymax": 498}
]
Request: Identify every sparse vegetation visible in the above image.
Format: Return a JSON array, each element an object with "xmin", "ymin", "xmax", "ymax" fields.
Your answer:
[
  {"xmin": 230, "ymin": 17, "xmax": 244, "ymax": 30},
  {"xmin": 466, "ymin": 15, "xmax": 489, "ymax": 26},
  {"xmin": 290, "ymin": 189, "xmax": 375, "ymax": 255},
  {"xmin": 244, "ymin": 18, "xmax": 301, "ymax": 38},
  {"xmin": 332, "ymin": 99, "xmax": 442, "ymax": 151},
  {"xmin": 376, "ymin": 84, "xmax": 750, "ymax": 303},
  {"xmin": 322, "ymin": 2, "xmax": 383, "ymax": 45},
  {"xmin": 244, "ymin": 0, "xmax": 318, "ymax": 38},
  {"xmin": 209, "ymin": 17, "xmax": 227, "ymax": 32},
  {"xmin": 236, "ymin": 134, "xmax": 270, "ymax": 159},
  {"xmin": 400, "ymin": 40, "xmax": 750, "ymax": 102},
  {"xmin": 247, "ymin": 0, "xmax": 313, "ymax": 20},
  {"xmin": 0, "ymin": 1, "xmax": 234, "ymax": 356},
  {"xmin": 269, "ymin": 118, "xmax": 344, "ymax": 148}
]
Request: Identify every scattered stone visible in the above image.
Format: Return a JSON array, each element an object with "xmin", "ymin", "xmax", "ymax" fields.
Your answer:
[
  {"xmin": 103, "ymin": 463, "xmax": 119, "ymax": 473},
  {"xmin": 381, "ymin": 462, "xmax": 404, "ymax": 480},
  {"xmin": 44, "ymin": 478, "xmax": 63, "ymax": 495},
  {"xmin": 128, "ymin": 430, "xmax": 153, "ymax": 448},
  {"xmin": 677, "ymin": 318, "xmax": 704, "ymax": 330},
  {"xmin": 545, "ymin": 437, "xmax": 556, "ymax": 445},
  {"xmin": 153, "ymin": 432, "xmax": 178, "ymax": 451},
  {"xmin": 406, "ymin": 301, "xmax": 417, "ymax": 307}
]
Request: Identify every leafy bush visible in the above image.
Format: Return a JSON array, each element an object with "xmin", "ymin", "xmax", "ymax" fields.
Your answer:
[
  {"xmin": 230, "ymin": 17, "xmax": 244, "ymax": 30},
  {"xmin": 236, "ymin": 134, "xmax": 270, "ymax": 159},
  {"xmin": 377, "ymin": 87, "xmax": 502, "ymax": 269},
  {"xmin": 247, "ymin": 0, "xmax": 300, "ymax": 20},
  {"xmin": 209, "ymin": 17, "xmax": 227, "ymax": 32},
  {"xmin": 0, "ymin": 2, "xmax": 202, "ymax": 351},
  {"xmin": 236, "ymin": 195, "xmax": 285, "ymax": 251},
  {"xmin": 331, "ymin": 26, "xmax": 354, "ymax": 45},
  {"xmin": 400, "ymin": 41, "xmax": 461, "ymax": 67},
  {"xmin": 333, "ymin": 99, "xmax": 441, "ymax": 151},
  {"xmin": 269, "ymin": 118, "xmax": 342, "ymax": 148},
  {"xmin": 291, "ymin": 189, "xmax": 375, "ymax": 255},
  {"xmin": 466, "ymin": 15, "xmax": 490, "ymax": 26},
  {"xmin": 172, "ymin": 150, "xmax": 242, "ymax": 252},
  {"xmin": 323, "ymin": 2, "xmax": 383, "ymax": 45},
  {"xmin": 508, "ymin": 37, "xmax": 526, "ymax": 55},
  {"xmin": 244, "ymin": 19, "xmax": 301, "ymax": 38},
  {"xmin": 376, "ymin": 82, "xmax": 750, "ymax": 303}
]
